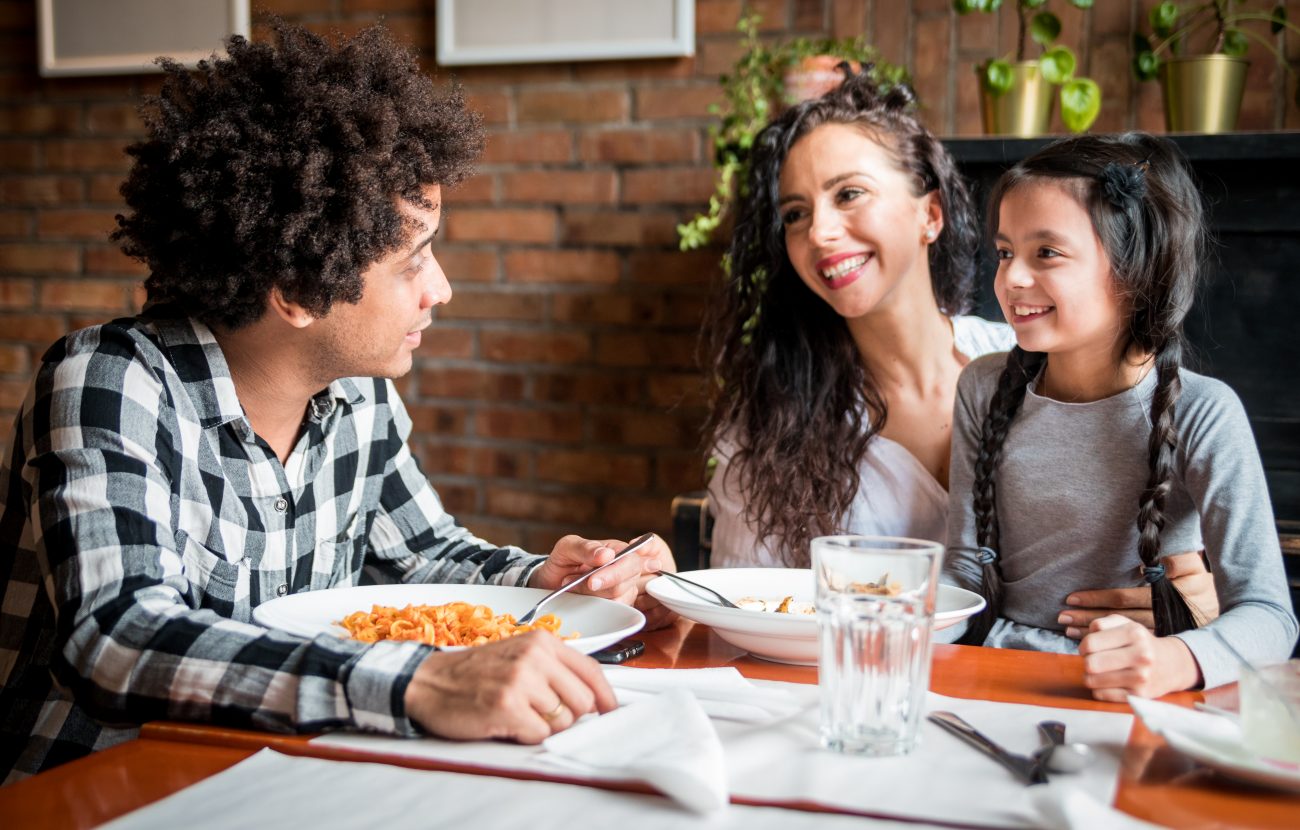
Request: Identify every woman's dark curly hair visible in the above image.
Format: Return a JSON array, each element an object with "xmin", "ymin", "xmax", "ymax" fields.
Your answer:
[
  {"xmin": 959, "ymin": 132, "xmax": 1207, "ymax": 645},
  {"xmin": 112, "ymin": 22, "xmax": 483, "ymax": 329},
  {"xmin": 703, "ymin": 69, "xmax": 980, "ymax": 566}
]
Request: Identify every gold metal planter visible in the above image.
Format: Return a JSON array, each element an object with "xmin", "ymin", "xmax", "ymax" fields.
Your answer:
[
  {"xmin": 1159, "ymin": 55, "xmax": 1248, "ymax": 134},
  {"xmin": 979, "ymin": 62, "xmax": 1053, "ymax": 137}
]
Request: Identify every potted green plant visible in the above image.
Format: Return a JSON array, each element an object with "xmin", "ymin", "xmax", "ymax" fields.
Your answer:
[
  {"xmin": 676, "ymin": 15, "xmax": 907, "ymax": 251},
  {"xmin": 954, "ymin": 0, "xmax": 1101, "ymax": 136},
  {"xmin": 1133, "ymin": 1, "xmax": 1297, "ymax": 133}
]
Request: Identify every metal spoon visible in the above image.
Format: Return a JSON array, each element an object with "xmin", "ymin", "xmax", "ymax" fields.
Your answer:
[
  {"xmin": 516, "ymin": 532, "xmax": 655, "ymax": 624},
  {"xmin": 1032, "ymin": 720, "xmax": 1094, "ymax": 774}
]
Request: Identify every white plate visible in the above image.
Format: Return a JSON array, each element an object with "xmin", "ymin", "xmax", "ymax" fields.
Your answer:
[
  {"xmin": 1131, "ymin": 696, "xmax": 1300, "ymax": 795},
  {"xmin": 253, "ymin": 583, "xmax": 644, "ymax": 655},
  {"xmin": 1147, "ymin": 718, "xmax": 1300, "ymax": 794},
  {"xmin": 646, "ymin": 568, "xmax": 985, "ymax": 666}
]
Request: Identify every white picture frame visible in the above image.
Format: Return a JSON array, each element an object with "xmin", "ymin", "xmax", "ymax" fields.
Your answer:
[
  {"xmin": 37, "ymin": 0, "xmax": 250, "ymax": 78},
  {"xmin": 436, "ymin": 0, "xmax": 694, "ymax": 66}
]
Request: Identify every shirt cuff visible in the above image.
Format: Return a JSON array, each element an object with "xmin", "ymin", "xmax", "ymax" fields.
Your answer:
[
  {"xmin": 342, "ymin": 640, "xmax": 435, "ymax": 735},
  {"xmin": 1172, "ymin": 629, "xmax": 1224, "ymax": 690},
  {"xmin": 507, "ymin": 554, "xmax": 549, "ymax": 588}
]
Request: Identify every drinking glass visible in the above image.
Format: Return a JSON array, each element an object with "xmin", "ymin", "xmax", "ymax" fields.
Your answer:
[
  {"xmin": 1239, "ymin": 659, "xmax": 1300, "ymax": 763},
  {"xmin": 813, "ymin": 535, "xmax": 943, "ymax": 756}
]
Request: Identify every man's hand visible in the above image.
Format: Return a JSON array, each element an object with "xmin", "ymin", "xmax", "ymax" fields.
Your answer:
[
  {"xmin": 404, "ymin": 631, "xmax": 616, "ymax": 743},
  {"xmin": 529, "ymin": 534, "xmax": 678, "ymax": 630},
  {"xmin": 1078, "ymin": 615, "xmax": 1201, "ymax": 702},
  {"xmin": 1058, "ymin": 551, "xmax": 1219, "ymax": 639}
]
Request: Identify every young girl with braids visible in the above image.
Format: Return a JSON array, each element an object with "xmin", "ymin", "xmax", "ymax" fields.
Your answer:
[
  {"xmin": 705, "ymin": 71, "xmax": 1215, "ymax": 636},
  {"xmin": 946, "ymin": 132, "xmax": 1297, "ymax": 699}
]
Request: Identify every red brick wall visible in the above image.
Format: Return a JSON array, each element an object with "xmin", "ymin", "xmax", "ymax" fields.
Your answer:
[{"xmin": 1, "ymin": 0, "xmax": 1296, "ymax": 553}]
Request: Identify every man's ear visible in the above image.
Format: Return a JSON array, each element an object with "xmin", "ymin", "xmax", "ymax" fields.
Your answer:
[{"xmin": 268, "ymin": 287, "xmax": 315, "ymax": 329}]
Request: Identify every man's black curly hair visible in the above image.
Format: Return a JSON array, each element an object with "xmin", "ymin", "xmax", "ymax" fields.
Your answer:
[{"xmin": 112, "ymin": 23, "xmax": 483, "ymax": 329}]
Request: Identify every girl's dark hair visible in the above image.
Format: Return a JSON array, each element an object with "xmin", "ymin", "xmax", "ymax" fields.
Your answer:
[
  {"xmin": 113, "ymin": 22, "xmax": 483, "ymax": 330},
  {"xmin": 703, "ymin": 68, "xmax": 980, "ymax": 566},
  {"xmin": 959, "ymin": 132, "xmax": 1207, "ymax": 645}
]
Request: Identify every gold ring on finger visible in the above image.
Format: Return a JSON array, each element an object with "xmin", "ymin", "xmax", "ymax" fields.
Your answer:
[{"xmin": 542, "ymin": 701, "xmax": 567, "ymax": 722}]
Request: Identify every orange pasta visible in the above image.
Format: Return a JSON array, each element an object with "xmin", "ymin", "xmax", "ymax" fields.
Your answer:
[{"xmin": 335, "ymin": 602, "xmax": 574, "ymax": 647}]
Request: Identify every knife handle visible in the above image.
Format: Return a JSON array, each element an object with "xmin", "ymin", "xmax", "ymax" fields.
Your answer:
[{"xmin": 928, "ymin": 711, "xmax": 1047, "ymax": 785}]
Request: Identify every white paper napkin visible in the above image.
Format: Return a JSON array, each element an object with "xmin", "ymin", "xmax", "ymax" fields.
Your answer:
[
  {"xmin": 538, "ymin": 688, "xmax": 728, "ymax": 814},
  {"xmin": 602, "ymin": 665, "xmax": 807, "ymax": 722},
  {"xmin": 101, "ymin": 748, "xmax": 938, "ymax": 830},
  {"xmin": 1029, "ymin": 784, "xmax": 1166, "ymax": 830},
  {"xmin": 311, "ymin": 682, "xmax": 1132, "ymax": 828}
]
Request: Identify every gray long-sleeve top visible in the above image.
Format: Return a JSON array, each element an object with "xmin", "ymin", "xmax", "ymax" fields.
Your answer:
[{"xmin": 946, "ymin": 353, "xmax": 1298, "ymax": 689}]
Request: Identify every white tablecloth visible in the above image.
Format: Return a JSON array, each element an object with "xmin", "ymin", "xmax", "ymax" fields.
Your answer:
[{"xmin": 313, "ymin": 679, "xmax": 1134, "ymax": 829}]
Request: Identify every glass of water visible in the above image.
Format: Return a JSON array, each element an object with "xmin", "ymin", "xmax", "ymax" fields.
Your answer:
[
  {"xmin": 813, "ymin": 535, "xmax": 944, "ymax": 756},
  {"xmin": 1239, "ymin": 659, "xmax": 1300, "ymax": 763}
]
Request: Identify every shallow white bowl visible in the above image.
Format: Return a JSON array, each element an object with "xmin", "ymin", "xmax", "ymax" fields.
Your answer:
[
  {"xmin": 646, "ymin": 568, "xmax": 984, "ymax": 666},
  {"xmin": 253, "ymin": 583, "xmax": 644, "ymax": 655}
]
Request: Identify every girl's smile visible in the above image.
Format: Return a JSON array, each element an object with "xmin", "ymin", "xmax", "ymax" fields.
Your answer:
[{"xmin": 1009, "ymin": 303, "xmax": 1054, "ymax": 323}]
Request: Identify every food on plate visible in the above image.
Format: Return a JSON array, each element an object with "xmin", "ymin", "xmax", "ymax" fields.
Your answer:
[
  {"xmin": 848, "ymin": 574, "xmax": 902, "ymax": 596},
  {"xmin": 736, "ymin": 596, "xmax": 815, "ymax": 615},
  {"xmin": 336, "ymin": 601, "xmax": 574, "ymax": 647}
]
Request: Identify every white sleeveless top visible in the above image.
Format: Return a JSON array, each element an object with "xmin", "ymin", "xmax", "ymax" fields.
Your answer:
[{"xmin": 708, "ymin": 315, "xmax": 1015, "ymax": 568}]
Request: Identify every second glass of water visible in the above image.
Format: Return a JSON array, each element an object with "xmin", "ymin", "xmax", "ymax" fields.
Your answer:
[{"xmin": 813, "ymin": 535, "xmax": 944, "ymax": 756}]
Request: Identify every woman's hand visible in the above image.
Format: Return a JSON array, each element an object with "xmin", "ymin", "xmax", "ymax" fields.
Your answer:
[
  {"xmin": 529, "ymin": 534, "xmax": 678, "ymax": 630},
  {"xmin": 1078, "ymin": 615, "xmax": 1202, "ymax": 701},
  {"xmin": 1058, "ymin": 550, "xmax": 1219, "ymax": 639}
]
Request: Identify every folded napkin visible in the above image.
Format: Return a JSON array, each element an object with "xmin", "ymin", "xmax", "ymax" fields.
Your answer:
[
  {"xmin": 602, "ymin": 665, "xmax": 807, "ymax": 723},
  {"xmin": 538, "ymin": 688, "xmax": 728, "ymax": 814},
  {"xmin": 1030, "ymin": 785, "xmax": 1165, "ymax": 830}
]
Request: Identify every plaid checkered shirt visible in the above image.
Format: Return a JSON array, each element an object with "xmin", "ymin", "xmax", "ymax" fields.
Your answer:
[{"xmin": 0, "ymin": 310, "xmax": 545, "ymax": 782}]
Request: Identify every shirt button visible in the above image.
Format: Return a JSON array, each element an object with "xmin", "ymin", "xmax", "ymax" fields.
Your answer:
[
  {"xmin": 274, "ymin": 497, "xmax": 288, "ymax": 513},
  {"xmin": 277, "ymin": 583, "xmax": 288, "ymax": 597}
]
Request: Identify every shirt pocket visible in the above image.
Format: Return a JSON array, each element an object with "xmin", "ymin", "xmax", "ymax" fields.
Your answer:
[
  {"xmin": 175, "ymin": 529, "xmax": 245, "ymax": 614},
  {"xmin": 316, "ymin": 511, "xmax": 370, "ymax": 590}
]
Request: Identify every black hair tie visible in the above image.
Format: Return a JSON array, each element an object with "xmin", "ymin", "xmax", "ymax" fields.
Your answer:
[
  {"xmin": 1098, "ymin": 162, "xmax": 1147, "ymax": 209},
  {"xmin": 1142, "ymin": 564, "xmax": 1166, "ymax": 584}
]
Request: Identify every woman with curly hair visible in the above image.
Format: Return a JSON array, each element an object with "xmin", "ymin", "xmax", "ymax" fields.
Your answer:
[
  {"xmin": 706, "ymin": 70, "xmax": 1012, "ymax": 569},
  {"xmin": 704, "ymin": 71, "xmax": 1214, "ymax": 635},
  {"xmin": 0, "ymin": 23, "xmax": 673, "ymax": 782}
]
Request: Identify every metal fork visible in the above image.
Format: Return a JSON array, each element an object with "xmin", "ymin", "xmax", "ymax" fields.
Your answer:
[
  {"xmin": 516, "ymin": 533, "xmax": 655, "ymax": 624},
  {"xmin": 654, "ymin": 569, "xmax": 741, "ymax": 609}
]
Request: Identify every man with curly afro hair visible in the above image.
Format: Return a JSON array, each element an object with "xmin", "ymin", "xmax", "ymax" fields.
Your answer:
[{"xmin": 0, "ymin": 23, "xmax": 675, "ymax": 782}]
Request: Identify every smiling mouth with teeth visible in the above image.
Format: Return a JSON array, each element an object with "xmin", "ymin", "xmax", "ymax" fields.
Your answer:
[
  {"xmin": 1012, "ymin": 304, "xmax": 1054, "ymax": 318},
  {"xmin": 819, "ymin": 254, "xmax": 869, "ymax": 282}
]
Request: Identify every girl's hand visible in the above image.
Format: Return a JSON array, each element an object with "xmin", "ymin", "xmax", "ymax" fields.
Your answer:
[
  {"xmin": 1078, "ymin": 615, "xmax": 1202, "ymax": 701},
  {"xmin": 1058, "ymin": 551, "xmax": 1220, "ymax": 639}
]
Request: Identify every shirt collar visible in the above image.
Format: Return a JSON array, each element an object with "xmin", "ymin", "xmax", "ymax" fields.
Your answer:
[{"xmin": 151, "ymin": 312, "xmax": 367, "ymax": 431}]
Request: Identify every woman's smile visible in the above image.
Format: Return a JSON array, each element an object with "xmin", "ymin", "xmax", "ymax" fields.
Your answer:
[{"xmin": 816, "ymin": 251, "xmax": 873, "ymax": 289}]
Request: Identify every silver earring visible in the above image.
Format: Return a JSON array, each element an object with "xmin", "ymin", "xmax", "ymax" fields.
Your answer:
[{"xmin": 925, "ymin": 230, "xmax": 937, "ymax": 241}]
